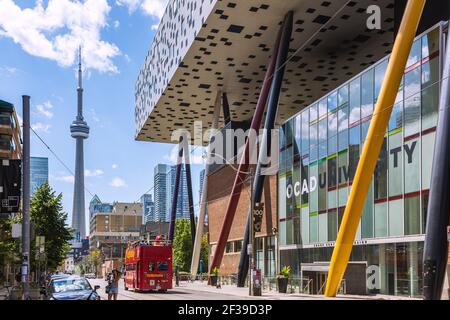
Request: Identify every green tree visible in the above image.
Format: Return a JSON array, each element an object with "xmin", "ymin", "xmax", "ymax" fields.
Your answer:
[
  {"xmin": 199, "ymin": 233, "xmax": 209, "ymax": 273},
  {"xmin": 30, "ymin": 182, "xmax": 73, "ymax": 272},
  {"xmin": 172, "ymin": 219, "xmax": 193, "ymax": 272},
  {"xmin": 87, "ymin": 250, "xmax": 102, "ymax": 275}
]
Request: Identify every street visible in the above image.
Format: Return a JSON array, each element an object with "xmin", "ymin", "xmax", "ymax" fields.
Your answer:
[{"xmin": 88, "ymin": 278, "xmax": 258, "ymax": 300}]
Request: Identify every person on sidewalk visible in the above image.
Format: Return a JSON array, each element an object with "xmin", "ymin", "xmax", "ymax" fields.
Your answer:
[{"xmin": 107, "ymin": 269, "xmax": 122, "ymax": 300}]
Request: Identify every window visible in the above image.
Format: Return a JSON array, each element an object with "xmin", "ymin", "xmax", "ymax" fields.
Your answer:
[
  {"xmin": 361, "ymin": 69, "xmax": 374, "ymax": 118},
  {"xmin": 421, "ymin": 57, "xmax": 439, "ymax": 130},
  {"xmin": 375, "ymin": 202, "xmax": 388, "ymax": 237},
  {"xmin": 405, "ymin": 196, "xmax": 420, "ymax": 235},
  {"xmin": 338, "ymin": 106, "xmax": 349, "ymax": 133},
  {"xmin": 349, "ymin": 78, "xmax": 361, "ymax": 125},
  {"xmin": 404, "ymin": 94, "xmax": 421, "ymax": 137},
  {"xmin": 309, "ymin": 212, "xmax": 318, "ymax": 243},
  {"xmin": 338, "ymin": 85, "xmax": 349, "ymax": 108},
  {"xmin": 389, "ymin": 199, "xmax": 403, "ymax": 236},
  {"xmin": 318, "ymin": 212, "xmax": 327, "ymax": 243},
  {"xmin": 301, "ymin": 111, "xmax": 310, "ymax": 154},
  {"xmin": 286, "ymin": 219, "xmax": 294, "ymax": 245},
  {"xmin": 422, "ymin": 132, "xmax": 435, "ymax": 190},
  {"xmin": 406, "ymin": 39, "xmax": 421, "ymax": 68},
  {"xmin": 421, "ymin": 28, "xmax": 439, "ymax": 59},
  {"xmin": 226, "ymin": 241, "xmax": 234, "ymax": 253},
  {"xmin": 318, "ymin": 160, "xmax": 327, "ymax": 212},
  {"xmin": 328, "ymin": 91, "xmax": 338, "ymax": 112},
  {"xmin": 361, "ymin": 182, "xmax": 374, "ymax": 238},
  {"xmin": 389, "ymin": 102, "xmax": 403, "ymax": 132},
  {"xmin": 388, "ymin": 132, "xmax": 403, "ymax": 196},
  {"xmin": 328, "ymin": 157, "xmax": 337, "ymax": 209},
  {"xmin": 319, "ymin": 98, "xmax": 327, "ymax": 117},
  {"xmin": 404, "ymin": 138, "xmax": 420, "ymax": 193},
  {"xmin": 374, "ymin": 138, "xmax": 388, "ymax": 200},
  {"xmin": 328, "ymin": 112, "xmax": 338, "ymax": 138},
  {"xmin": 310, "ymin": 123, "xmax": 318, "ymax": 147},
  {"xmin": 301, "ymin": 207, "xmax": 309, "ymax": 245},
  {"xmin": 310, "ymin": 103, "xmax": 318, "ymax": 122},
  {"xmin": 349, "ymin": 125, "xmax": 360, "ymax": 181},
  {"xmin": 157, "ymin": 261, "xmax": 169, "ymax": 271},
  {"xmin": 375, "ymin": 60, "xmax": 388, "ymax": 102},
  {"xmin": 405, "ymin": 66, "xmax": 421, "ymax": 99},
  {"xmin": 327, "ymin": 209, "xmax": 337, "ymax": 241}
]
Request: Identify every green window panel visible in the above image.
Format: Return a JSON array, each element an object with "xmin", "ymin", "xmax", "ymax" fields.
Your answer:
[
  {"xmin": 361, "ymin": 182, "xmax": 374, "ymax": 239},
  {"xmin": 279, "ymin": 221, "xmax": 286, "ymax": 246},
  {"xmin": 309, "ymin": 212, "xmax": 318, "ymax": 243},
  {"xmin": 301, "ymin": 207, "xmax": 309, "ymax": 245},
  {"xmin": 327, "ymin": 209, "xmax": 338, "ymax": 242},
  {"xmin": 375, "ymin": 202, "xmax": 388, "ymax": 238},
  {"xmin": 389, "ymin": 199, "xmax": 404, "ymax": 237},
  {"xmin": 388, "ymin": 132, "xmax": 403, "ymax": 197},
  {"xmin": 318, "ymin": 212, "xmax": 328, "ymax": 243},
  {"xmin": 405, "ymin": 196, "xmax": 421, "ymax": 235},
  {"xmin": 421, "ymin": 132, "xmax": 435, "ymax": 190},
  {"xmin": 404, "ymin": 137, "xmax": 420, "ymax": 194}
]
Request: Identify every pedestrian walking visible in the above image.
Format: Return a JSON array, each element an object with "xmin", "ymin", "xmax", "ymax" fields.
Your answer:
[{"xmin": 106, "ymin": 269, "xmax": 121, "ymax": 300}]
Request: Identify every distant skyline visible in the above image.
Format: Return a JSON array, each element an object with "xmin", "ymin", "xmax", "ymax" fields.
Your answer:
[{"xmin": 0, "ymin": 0, "xmax": 206, "ymax": 233}]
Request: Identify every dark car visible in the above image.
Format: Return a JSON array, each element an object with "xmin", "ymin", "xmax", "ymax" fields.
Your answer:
[{"xmin": 42, "ymin": 275, "xmax": 101, "ymax": 300}]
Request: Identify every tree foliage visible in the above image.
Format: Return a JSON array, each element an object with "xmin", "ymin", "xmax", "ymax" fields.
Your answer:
[
  {"xmin": 172, "ymin": 218, "xmax": 210, "ymax": 273},
  {"xmin": 172, "ymin": 219, "xmax": 192, "ymax": 272},
  {"xmin": 29, "ymin": 182, "xmax": 73, "ymax": 272}
]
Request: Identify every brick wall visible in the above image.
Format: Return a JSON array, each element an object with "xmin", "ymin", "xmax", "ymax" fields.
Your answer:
[{"xmin": 207, "ymin": 164, "xmax": 278, "ymax": 275}]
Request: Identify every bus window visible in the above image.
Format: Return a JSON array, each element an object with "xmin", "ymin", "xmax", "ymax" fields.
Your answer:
[
  {"xmin": 149, "ymin": 262, "xmax": 155, "ymax": 272},
  {"xmin": 157, "ymin": 262, "xmax": 168, "ymax": 271}
]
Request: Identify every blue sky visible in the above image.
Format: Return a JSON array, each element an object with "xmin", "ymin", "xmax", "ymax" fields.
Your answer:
[{"xmin": 0, "ymin": 0, "xmax": 205, "ymax": 231}]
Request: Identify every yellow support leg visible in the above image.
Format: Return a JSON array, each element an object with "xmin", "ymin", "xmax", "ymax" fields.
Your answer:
[{"xmin": 324, "ymin": 0, "xmax": 426, "ymax": 297}]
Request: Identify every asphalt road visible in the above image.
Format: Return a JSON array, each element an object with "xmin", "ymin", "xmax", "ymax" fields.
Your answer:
[{"xmin": 88, "ymin": 278, "xmax": 255, "ymax": 300}]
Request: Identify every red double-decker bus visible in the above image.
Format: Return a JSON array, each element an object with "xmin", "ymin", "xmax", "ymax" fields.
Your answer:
[{"xmin": 124, "ymin": 238, "xmax": 173, "ymax": 292}]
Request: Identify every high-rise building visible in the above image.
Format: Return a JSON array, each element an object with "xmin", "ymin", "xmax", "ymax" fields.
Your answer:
[
  {"xmin": 140, "ymin": 193, "xmax": 155, "ymax": 223},
  {"xmin": 167, "ymin": 164, "xmax": 189, "ymax": 220},
  {"xmin": 154, "ymin": 164, "xmax": 169, "ymax": 222},
  {"xmin": 154, "ymin": 163, "xmax": 190, "ymax": 222},
  {"xmin": 0, "ymin": 100, "xmax": 21, "ymax": 160},
  {"xmin": 30, "ymin": 157, "xmax": 48, "ymax": 195},
  {"xmin": 70, "ymin": 47, "xmax": 90, "ymax": 240}
]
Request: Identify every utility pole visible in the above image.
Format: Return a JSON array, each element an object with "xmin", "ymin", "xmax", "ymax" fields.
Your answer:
[{"xmin": 21, "ymin": 95, "xmax": 30, "ymax": 300}]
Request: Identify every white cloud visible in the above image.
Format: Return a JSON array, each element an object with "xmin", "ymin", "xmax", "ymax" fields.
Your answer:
[
  {"xmin": 90, "ymin": 108, "xmax": 100, "ymax": 122},
  {"xmin": 113, "ymin": 20, "xmax": 120, "ymax": 29},
  {"xmin": 31, "ymin": 122, "xmax": 51, "ymax": 133},
  {"xmin": 110, "ymin": 177, "xmax": 127, "ymax": 188},
  {"xmin": 0, "ymin": 0, "xmax": 121, "ymax": 73},
  {"xmin": 112, "ymin": 164, "xmax": 119, "ymax": 169},
  {"xmin": 52, "ymin": 174, "xmax": 75, "ymax": 183},
  {"xmin": 36, "ymin": 101, "xmax": 54, "ymax": 119},
  {"xmin": 85, "ymin": 169, "xmax": 104, "ymax": 177},
  {"xmin": 116, "ymin": 0, "xmax": 169, "ymax": 29},
  {"xmin": 0, "ymin": 66, "xmax": 19, "ymax": 77}
]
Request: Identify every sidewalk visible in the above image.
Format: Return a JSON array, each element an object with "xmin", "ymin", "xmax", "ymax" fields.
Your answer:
[{"xmin": 177, "ymin": 281, "xmax": 421, "ymax": 300}]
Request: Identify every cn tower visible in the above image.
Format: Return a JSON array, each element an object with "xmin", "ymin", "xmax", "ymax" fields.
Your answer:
[{"xmin": 70, "ymin": 47, "xmax": 89, "ymax": 240}]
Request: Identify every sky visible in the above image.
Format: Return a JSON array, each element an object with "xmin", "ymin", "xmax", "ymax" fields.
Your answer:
[{"xmin": 0, "ymin": 0, "xmax": 206, "ymax": 232}]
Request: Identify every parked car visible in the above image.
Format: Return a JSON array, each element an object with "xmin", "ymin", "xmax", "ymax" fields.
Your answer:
[
  {"xmin": 84, "ymin": 273, "xmax": 96, "ymax": 279},
  {"xmin": 41, "ymin": 275, "xmax": 101, "ymax": 300}
]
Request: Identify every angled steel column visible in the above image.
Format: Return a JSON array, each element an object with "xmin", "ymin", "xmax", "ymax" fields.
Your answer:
[
  {"xmin": 222, "ymin": 93, "xmax": 231, "ymax": 125},
  {"xmin": 209, "ymin": 11, "xmax": 292, "ymax": 279},
  {"xmin": 168, "ymin": 136, "xmax": 184, "ymax": 242},
  {"xmin": 237, "ymin": 11, "xmax": 293, "ymax": 287},
  {"xmin": 324, "ymin": 0, "xmax": 426, "ymax": 297},
  {"xmin": 184, "ymin": 141, "xmax": 196, "ymax": 246},
  {"xmin": 423, "ymin": 20, "xmax": 450, "ymax": 300},
  {"xmin": 190, "ymin": 92, "xmax": 221, "ymax": 279}
]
